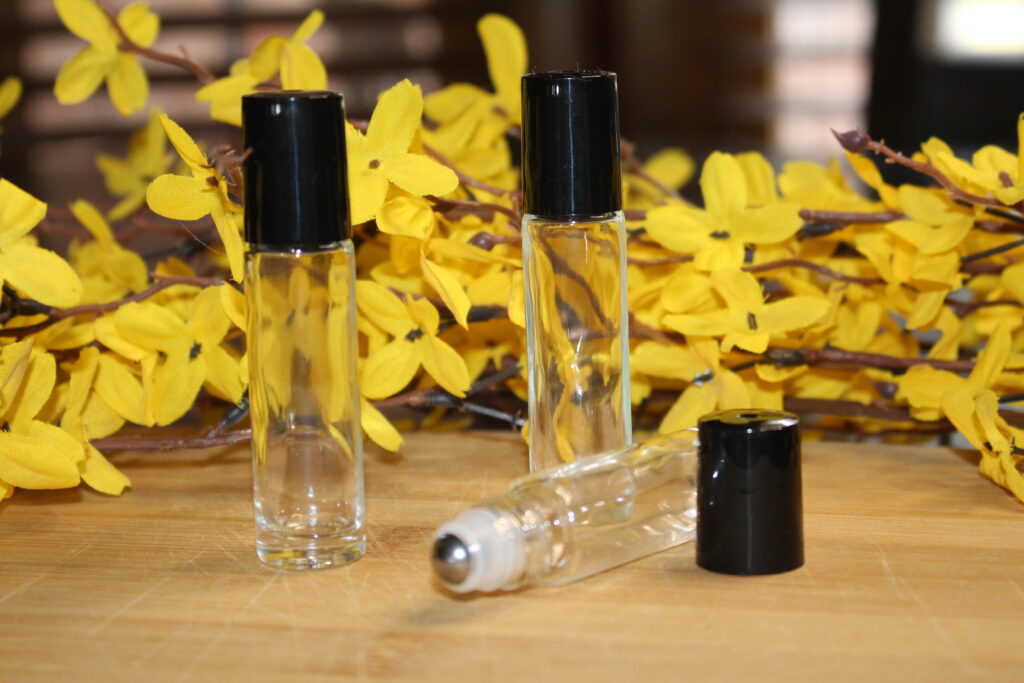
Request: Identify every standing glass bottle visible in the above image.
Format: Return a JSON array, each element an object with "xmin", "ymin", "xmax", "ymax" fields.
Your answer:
[
  {"xmin": 242, "ymin": 91, "xmax": 364, "ymax": 570},
  {"xmin": 521, "ymin": 71, "xmax": 631, "ymax": 471}
]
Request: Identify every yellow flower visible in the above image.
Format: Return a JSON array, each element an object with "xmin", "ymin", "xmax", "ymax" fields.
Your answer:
[
  {"xmin": 632, "ymin": 338, "xmax": 750, "ymax": 432},
  {"xmin": 195, "ymin": 10, "xmax": 327, "ymax": 126},
  {"xmin": 663, "ymin": 269, "xmax": 830, "ymax": 353},
  {"xmin": 424, "ymin": 13, "xmax": 526, "ymax": 126},
  {"xmin": 145, "ymin": 113, "xmax": 245, "ymax": 282},
  {"xmin": 923, "ymin": 115, "xmax": 1024, "ymax": 206},
  {"xmin": 645, "ymin": 152, "xmax": 803, "ymax": 270},
  {"xmin": 0, "ymin": 179, "xmax": 83, "ymax": 307},
  {"xmin": 68, "ymin": 199, "xmax": 149, "ymax": 303},
  {"xmin": 95, "ymin": 110, "xmax": 173, "ymax": 220},
  {"xmin": 280, "ymin": 10, "xmax": 328, "ymax": 90},
  {"xmin": 346, "ymin": 79, "xmax": 459, "ymax": 225},
  {"xmin": 109, "ymin": 286, "xmax": 244, "ymax": 425},
  {"xmin": 60, "ymin": 346, "xmax": 131, "ymax": 495},
  {"xmin": 356, "ymin": 280, "xmax": 470, "ymax": 399},
  {"xmin": 53, "ymin": 0, "xmax": 158, "ymax": 116},
  {"xmin": 0, "ymin": 75, "xmax": 21, "ymax": 121}
]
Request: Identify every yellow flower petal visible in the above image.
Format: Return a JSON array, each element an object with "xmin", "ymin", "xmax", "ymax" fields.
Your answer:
[
  {"xmin": 631, "ymin": 341, "xmax": 709, "ymax": 381},
  {"xmin": 146, "ymin": 173, "xmax": 218, "ymax": 220},
  {"xmin": 211, "ymin": 210, "xmax": 245, "ymax": 283},
  {"xmin": 54, "ymin": 46, "xmax": 113, "ymax": 105},
  {"xmin": 0, "ymin": 340, "xmax": 33, "ymax": 416},
  {"xmin": 152, "ymin": 351, "xmax": 205, "ymax": 426},
  {"xmin": 367, "ymin": 79, "xmax": 424, "ymax": 158},
  {"xmin": 420, "ymin": 254, "xmax": 471, "ymax": 328},
  {"xmin": 735, "ymin": 151, "xmax": 776, "ymax": 205},
  {"xmin": 21, "ymin": 420, "xmax": 84, "ymax": 463},
  {"xmin": 113, "ymin": 302, "xmax": 186, "ymax": 352},
  {"xmin": 377, "ymin": 195, "xmax": 436, "ymax": 239},
  {"xmin": 70, "ymin": 198, "xmax": 116, "ymax": 246},
  {"xmin": 644, "ymin": 204, "xmax": 711, "ymax": 255},
  {"xmin": 711, "ymin": 269, "xmax": 764, "ymax": 312},
  {"xmin": 361, "ymin": 338, "xmax": 420, "ymax": 399},
  {"xmin": 55, "ymin": 0, "xmax": 117, "ymax": 51},
  {"xmin": 0, "ymin": 76, "xmax": 22, "ymax": 120},
  {"xmin": 360, "ymin": 397, "xmax": 404, "ymax": 451},
  {"xmin": 0, "ymin": 179, "xmax": 47, "ymax": 247},
  {"xmin": 420, "ymin": 335, "xmax": 470, "ymax": 397},
  {"xmin": 661, "ymin": 383, "xmax": 717, "ymax": 433},
  {"xmin": 94, "ymin": 353, "xmax": 149, "ymax": 425},
  {"xmin": 736, "ymin": 203, "xmax": 802, "ymax": 244},
  {"xmin": 507, "ymin": 269, "xmax": 525, "ymax": 327},
  {"xmin": 383, "ymin": 152, "xmax": 459, "ymax": 198},
  {"xmin": 219, "ymin": 283, "xmax": 246, "ymax": 332},
  {"xmin": 201, "ymin": 344, "xmax": 244, "ymax": 404},
  {"xmin": 118, "ymin": 2, "xmax": 159, "ymax": 48},
  {"xmin": 280, "ymin": 42, "xmax": 326, "ymax": 91},
  {"xmin": 0, "ymin": 242, "xmax": 83, "ymax": 308},
  {"xmin": 79, "ymin": 444, "xmax": 131, "ymax": 495},
  {"xmin": 291, "ymin": 9, "xmax": 324, "ymax": 43},
  {"xmin": 107, "ymin": 53, "xmax": 148, "ymax": 116},
  {"xmin": 644, "ymin": 147, "xmax": 695, "ymax": 193},
  {"xmin": 965, "ymin": 322, "xmax": 1011, "ymax": 394},
  {"xmin": 941, "ymin": 386, "xmax": 985, "ymax": 450},
  {"xmin": 759, "ymin": 296, "xmax": 831, "ymax": 334},
  {"xmin": 5, "ymin": 350, "xmax": 55, "ymax": 426},
  {"xmin": 478, "ymin": 13, "xmax": 527, "ymax": 122},
  {"xmin": 355, "ymin": 280, "xmax": 413, "ymax": 337},
  {"xmin": 0, "ymin": 429, "xmax": 81, "ymax": 489},
  {"xmin": 157, "ymin": 113, "xmax": 208, "ymax": 172},
  {"xmin": 701, "ymin": 151, "xmax": 747, "ymax": 218}
]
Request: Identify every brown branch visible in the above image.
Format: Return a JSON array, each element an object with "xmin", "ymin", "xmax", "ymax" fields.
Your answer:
[
  {"xmin": 0, "ymin": 274, "xmax": 224, "ymax": 338},
  {"xmin": 421, "ymin": 143, "xmax": 520, "ymax": 198},
  {"xmin": 799, "ymin": 209, "xmax": 904, "ymax": 224},
  {"xmin": 100, "ymin": 5, "xmax": 215, "ymax": 83},
  {"xmin": 425, "ymin": 195, "xmax": 519, "ymax": 221},
  {"xmin": 960, "ymin": 237, "xmax": 1024, "ymax": 264},
  {"xmin": 745, "ymin": 258, "xmax": 884, "ymax": 286},
  {"xmin": 946, "ymin": 298, "xmax": 1023, "ymax": 316},
  {"xmin": 784, "ymin": 396, "xmax": 1024, "ymax": 429},
  {"xmin": 94, "ymin": 429, "xmax": 251, "ymax": 452},
  {"xmin": 767, "ymin": 347, "xmax": 982, "ymax": 373},
  {"xmin": 621, "ymin": 139, "xmax": 683, "ymax": 201},
  {"xmin": 835, "ymin": 128, "xmax": 1020, "ymax": 213}
]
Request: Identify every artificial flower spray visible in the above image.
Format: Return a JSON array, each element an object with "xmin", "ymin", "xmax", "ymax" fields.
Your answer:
[
  {"xmin": 521, "ymin": 71, "xmax": 631, "ymax": 471},
  {"xmin": 242, "ymin": 91, "xmax": 364, "ymax": 570}
]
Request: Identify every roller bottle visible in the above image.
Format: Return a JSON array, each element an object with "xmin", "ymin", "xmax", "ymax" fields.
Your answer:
[
  {"xmin": 431, "ymin": 410, "xmax": 804, "ymax": 592},
  {"xmin": 242, "ymin": 91, "xmax": 364, "ymax": 570},
  {"xmin": 520, "ymin": 71, "xmax": 632, "ymax": 471},
  {"xmin": 432, "ymin": 430, "xmax": 698, "ymax": 593}
]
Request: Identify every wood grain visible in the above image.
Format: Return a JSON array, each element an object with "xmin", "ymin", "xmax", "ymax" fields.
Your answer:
[{"xmin": 0, "ymin": 432, "xmax": 1022, "ymax": 682}]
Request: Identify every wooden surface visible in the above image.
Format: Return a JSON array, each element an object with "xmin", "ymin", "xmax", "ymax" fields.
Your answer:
[{"xmin": 1, "ymin": 432, "xmax": 1022, "ymax": 682}]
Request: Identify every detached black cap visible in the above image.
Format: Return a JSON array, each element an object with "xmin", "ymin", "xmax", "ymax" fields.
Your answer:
[
  {"xmin": 521, "ymin": 71, "xmax": 622, "ymax": 218},
  {"xmin": 242, "ymin": 90, "xmax": 351, "ymax": 251},
  {"xmin": 696, "ymin": 409, "xmax": 804, "ymax": 575}
]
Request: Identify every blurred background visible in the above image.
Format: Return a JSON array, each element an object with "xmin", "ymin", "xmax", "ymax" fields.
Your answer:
[{"xmin": 2, "ymin": 0, "xmax": 1024, "ymax": 204}]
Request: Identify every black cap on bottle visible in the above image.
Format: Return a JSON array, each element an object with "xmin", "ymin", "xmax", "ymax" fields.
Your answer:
[
  {"xmin": 696, "ymin": 409, "xmax": 804, "ymax": 575},
  {"xmin": 242, "ymin": 90, "xmax": 351, "ymax": 251},
  {"xmin": 521, "ymin": 71, "xmax": 622, "ymax": 218}
]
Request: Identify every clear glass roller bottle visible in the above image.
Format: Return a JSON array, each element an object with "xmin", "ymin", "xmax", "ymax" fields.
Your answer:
[
  {"xmin": 431, "ymin": 431, "xmax": 697, "ymax": 593},
  {"xmin": 520, "ymin": 71, "xmax": 632, "ymax": 471},
  {"xmin": 242, "ymin": 91, "xmax": 364, "ymax": 570}
]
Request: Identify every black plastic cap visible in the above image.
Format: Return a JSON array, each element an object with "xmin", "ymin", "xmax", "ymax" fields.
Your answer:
[
  {"xmin": 521, "ymin": 71, "xmax": 622, "ymax": 218},
  {"xmin": 242, "ymin": 90, "xmax": 351, "ymax": 251},
  {"xmin": 696, "ymin": 409, "xmax": 804, "ymax": 575}
]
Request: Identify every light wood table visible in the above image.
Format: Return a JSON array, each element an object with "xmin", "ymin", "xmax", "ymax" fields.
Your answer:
[{"xmin": 1, "ymin": 432, "xmax": 1022, "ymax": 681}]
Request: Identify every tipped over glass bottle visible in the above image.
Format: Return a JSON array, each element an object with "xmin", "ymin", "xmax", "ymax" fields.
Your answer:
[
  {"xmin": 242, "ymin": 91, "xmax": 364, "ymax": 571},
  {"xmin": 520, "ymin": 71, "xmax": 632, "ymax": 472},
  {"xmin": 431, "ymin": 431, "xmax": 698, "ymax": 593}
]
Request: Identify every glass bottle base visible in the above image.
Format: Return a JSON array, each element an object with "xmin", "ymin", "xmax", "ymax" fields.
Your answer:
[{"xmin": 256, "ymin": 537, "xmax": 365, "ymax": 571}]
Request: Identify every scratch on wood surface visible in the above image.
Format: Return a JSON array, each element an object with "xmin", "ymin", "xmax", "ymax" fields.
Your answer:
[
  {"xmin": 86, "ymin": 576, "xmax": 172, "ymax": 636},
  {"xmin": 897, "ymin": 577, "xmax": 984, "ymax": 677}
]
